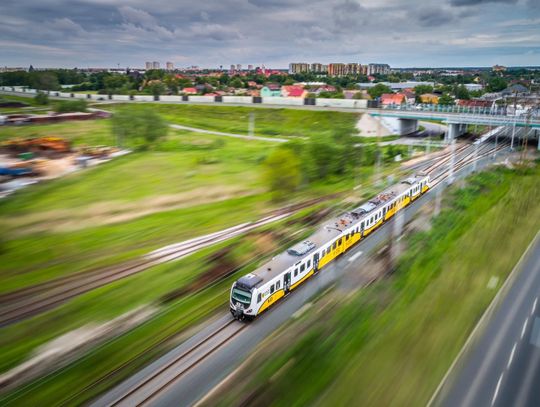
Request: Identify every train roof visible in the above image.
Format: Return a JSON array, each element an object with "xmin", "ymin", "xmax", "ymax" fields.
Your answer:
[{"xmin": 243, "ymin": 174, "xmax": 428, "ymax": 288}]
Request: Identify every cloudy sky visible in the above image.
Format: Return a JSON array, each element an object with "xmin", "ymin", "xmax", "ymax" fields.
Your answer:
[{"xmin": 1, "ymin": 0, "xmax": 539, "ymax": 69}]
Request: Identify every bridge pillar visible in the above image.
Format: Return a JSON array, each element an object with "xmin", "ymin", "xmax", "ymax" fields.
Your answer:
[
  {"xmin": 398, "ymin": 118, "xmax": 418, "ymax": 136},
  {"xmin": 447, "ymin": 123, "xmax": 467, "ymax": 143}
]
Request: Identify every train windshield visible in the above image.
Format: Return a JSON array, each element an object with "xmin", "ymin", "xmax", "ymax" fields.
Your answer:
[{"xmin": 232, "ymin": 287, "xmax": 252, "ymax": 304}]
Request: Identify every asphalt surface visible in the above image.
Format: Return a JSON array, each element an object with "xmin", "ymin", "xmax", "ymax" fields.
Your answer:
[
  {"xmin": 439, "ymin": 233, "xmax": 540, "ymax": 407},
  {"xmin": 94, "ymin": 146, "xmax": 514, "ymax": 407}
]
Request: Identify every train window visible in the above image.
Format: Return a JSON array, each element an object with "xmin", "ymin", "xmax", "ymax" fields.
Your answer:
[
  {"xmin": 361, "ymin": 222, "xmax": 364, "ymax": 229},
  {"xmin": 294, "ymin": 268, "xmax": 298, "ymax": 277},
  {"xmin": 276, "ymin": 281, "xmax": 280, "ymax": 289},
  {"xmin": 257, "ymin": 293, "xmax": 261, "ymax": 303},
  {"xmin": 300, "ymin": 264, "xmax": 306, "ymax": 272},
  {"xmin": 270, "ymin": 284, "xmax": 275, "ymax": 294},
  {"xmin": 307, "ymin": 260, "xmax": 311, "ymax": 268}
]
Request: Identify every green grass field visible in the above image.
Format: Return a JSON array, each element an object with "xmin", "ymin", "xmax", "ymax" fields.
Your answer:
[
  {"xmin": 205, "ymin": 164, "xmax": 540, "ymax": 407},
  {"xmin": 102, "ymin": 103, "xmax": 359, "ymax": 139},
  {"xmin": 0, "ymin": 119, "xmax": 113, "ymax": 146}
]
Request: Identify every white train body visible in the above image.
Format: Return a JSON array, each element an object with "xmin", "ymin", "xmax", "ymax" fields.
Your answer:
[{"xmin": 230, "ymin": 175, "xmax": 430, "ymax": 320}]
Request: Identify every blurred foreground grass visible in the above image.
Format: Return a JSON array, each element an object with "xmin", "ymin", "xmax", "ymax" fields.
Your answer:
[
  {"xmin": 206, "ymin": 164, "xmax": 540, "ymax": 406},
  {"xmin": 0, "ymin": 203, "xmax": 331, "ymax": 405}
]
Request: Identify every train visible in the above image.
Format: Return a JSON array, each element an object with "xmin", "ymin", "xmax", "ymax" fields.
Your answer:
[{"xmin": 230, "ymin": 174, "xmax": 430, "ymax": 321}]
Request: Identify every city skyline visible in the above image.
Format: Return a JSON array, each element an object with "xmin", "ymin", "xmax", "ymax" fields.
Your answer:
[{"xmin": 1, "ymin": 0, "xmax": 539, "ymax": 68}]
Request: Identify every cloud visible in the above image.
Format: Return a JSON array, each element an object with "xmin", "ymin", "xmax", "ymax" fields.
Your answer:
[
  {"xmin": 416, "ymin": 8, "xmax": 455, "ymax": 26},
  {"xmin": 449, "ymin": 0, "xmax": 517, "ymax": 5},
  {"xmin": 0, "ymin": 0, "xmax": 538, "ymax": 68}
]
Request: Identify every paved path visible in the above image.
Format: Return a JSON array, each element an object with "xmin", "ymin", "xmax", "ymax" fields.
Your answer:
[
  {"xmin": 437, "ymin": 232, "xmax": 540, "ymax": 407},
  {"xmin": 168, "ymin": 124, "xmax": 288, "ymax": 143}
]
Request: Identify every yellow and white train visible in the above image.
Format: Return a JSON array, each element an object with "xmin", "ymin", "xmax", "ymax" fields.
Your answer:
[{"xmin": 230, "ymin": 174, "xmax": 430, "ymax": 320}]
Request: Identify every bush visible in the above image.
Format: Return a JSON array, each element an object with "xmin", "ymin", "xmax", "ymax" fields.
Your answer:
[
  {"xmin": 54, "ymin": 100, "xmax": 87, "ymax": 113},
  {"xmin": 262, "ymin": 148, "xmax": 301, "ymax": 200},
  {"xmin": 33, "ymin": 92, "xmax": 49, "ymax": 105},
  {"xmin": 111, "ymin": 107, "xmax": 168, "ymax": 150}
]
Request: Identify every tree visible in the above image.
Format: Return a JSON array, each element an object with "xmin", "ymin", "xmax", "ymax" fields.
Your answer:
[
  {"xmin": 438, "ymin": 93, "xmax": 455, "ymax": 105},
  {"xmin": 262, "ymin": 148, "xmax": 301, "ymax": 200},
  {"xmin": 454, "ymin": 84, "xmax": 470, "ymax": 100},
  {"xmin": 31, "ymin": 72, "xmax": 60, "ymax": 91},
  {"xmin": 230, "ymin": 78, "xmax": 244, "ymax": 88},
  {"xmin": 103, "ymin": 75, "xmax": 128, "ymax": 93},
  {"xmin": 414, "ymin": 84, "xmax": 433, "ymax": 98},
  {"xmin": 486, "ymin": 77, "xmax": 508, "ymax": 92},
  {"xmin": 147, "ymin": 81, "xmax": 167, "ymax": 97},
  {"xmin": 33, "ymin": 92, "xmax": 49, "ymax": 105},
  {"xmin": 368, "ymin": 83, "xmax": 392, "ymax": 99},
  {"xmin": 111, "ymin": 107, "xmax": 168, "ymax": 150}
]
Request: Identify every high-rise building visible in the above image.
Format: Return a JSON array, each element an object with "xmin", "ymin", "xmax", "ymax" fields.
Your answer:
[
  {"xmin": 311, "ymin": 63, "xmax": 328, "ymax": 73},
  {"xmin": 289, "ymin": 63, "xmax": 310, "ymax": 74},
  {"xmin": 236, "ymin": 64, "xmax": 242, "ymax": 71},
  {"xmin": 247, "ymin": 64, "xmax": 254, "ymax": 71},
  {"xmin": 360, "ymin": 64, "xmax": 368, "ymax": 75},
  {"xmin": 328, "ymin": 63, "xmax": 346, "ymax": 77},
  {"xmin": 367, "ymin": 63, "xmax": 390, "ymax": 75},
  {"xmin": 152, "ymin": 61, "xmax": 160, "ymax": 69},
  {"xmin": 145, "ymin": 62, "xmax": 152, "ymax": 70},
  {"xmin": 166, "ymin": 62, "xmax": 174, "ymax": 70},
  {"xmin": 346, "ymin": 63, "xmax": 361, "ymax": 75},
  {"xmin": 230, "ymin": 64, "xmax": 236, "ymax": 71}
]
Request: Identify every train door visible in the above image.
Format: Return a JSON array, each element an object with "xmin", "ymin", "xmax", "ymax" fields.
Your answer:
[
  {"xmin": 284, "ymin": 272, "xmax": 291, "ymax": 293},
  {"xmin": 313, "ymin": 252, "xmax": 320, "ymax": 272}
]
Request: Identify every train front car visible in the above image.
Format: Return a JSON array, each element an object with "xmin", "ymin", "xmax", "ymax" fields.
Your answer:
[{"xmin": 230, "ymin": 273, "xmax": 261, "ymax": 321}]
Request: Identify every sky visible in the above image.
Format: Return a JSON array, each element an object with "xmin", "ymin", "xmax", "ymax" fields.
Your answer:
[{"xmin": 1, "ymin": 0, "xmax": 539, "ymax": 69}]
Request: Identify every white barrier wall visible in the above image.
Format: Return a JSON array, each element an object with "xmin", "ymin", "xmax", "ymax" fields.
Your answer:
[
  {"xmin": 222, "ymin": 96, "xmax": 253, "ymax": 104},
  {"xmin": 315, "ymin": 98, "xmax": 367, "ymax": 109},
  {"xmin": 159, "ymin": 95, "xmax": 183, "ymax": 102},
  {"xmin": 1, "ymin": 87, "xmax": 371, "ymax": 110},
  {"xmin": 188, "ymin": 96, "xmax": 214, "ymax": 103},
  {"xmin": 112, "ymin": 95, "xmax": 130, "ymax": 101},
  {"xmin": 134, "ymin": 95, "xmax": 154, "ymax": 102},
  {"xmin": 262, "ymin": 97, "xmax": 304, "ymax": 106}
]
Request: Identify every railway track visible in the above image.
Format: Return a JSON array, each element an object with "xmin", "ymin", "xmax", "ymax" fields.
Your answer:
[
  {"xmin": 107, "ymin": 319, "xmax": 245, "ymax": 407},
  {"xmin": 0, "ymin": 195, "xmax": 337, "ymax": 327},
  {"xmin": 430, "ymin": 141, "xmax": 510, "ymax": 186}
]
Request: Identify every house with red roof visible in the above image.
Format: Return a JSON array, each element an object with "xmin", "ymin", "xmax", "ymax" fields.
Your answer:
[
  {"xmin": 182, "ymin": 87, "xmax": 197, "ymax": 94},
  {"xmin": 380, "ymin": 93, "xmax": 406, "ymax": 105},
  {"xmin": 281, "ymin": 85, "xmax": 307, "ymax": 98}
]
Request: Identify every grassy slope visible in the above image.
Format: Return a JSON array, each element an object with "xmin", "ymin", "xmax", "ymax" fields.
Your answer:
[
  {"xmin": 103, "ymin": 103, "xmax": 359, "ymax": 139},
  {"xmin": 209, "ymin": 165, "xmax": 540, "ymax": 407}
]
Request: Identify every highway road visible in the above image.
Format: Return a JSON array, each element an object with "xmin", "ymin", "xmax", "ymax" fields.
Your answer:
[
  {"xmin": 438, "ymin": 232, "xmax": 540, "ymax": 407},
  {"xmin": 93, "ymin": 145, "xmax": 514, "ymax": 407}
]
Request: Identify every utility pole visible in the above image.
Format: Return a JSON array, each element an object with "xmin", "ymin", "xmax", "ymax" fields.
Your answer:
[
  {"xmin": 473, "ymin": 142, "xmax": 479, "ymax": 172},
  {"xmin": 448, "ymin": 138, "xmax": 455, "ymax": 185},
  {"xmin": 248, "ymin": 112, "xmax": 255, "ymax": 138}
]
